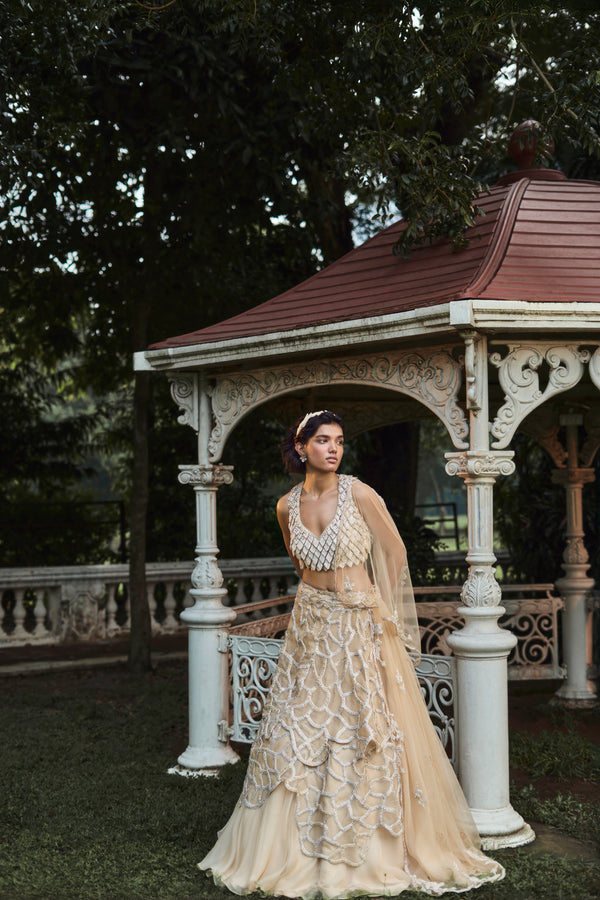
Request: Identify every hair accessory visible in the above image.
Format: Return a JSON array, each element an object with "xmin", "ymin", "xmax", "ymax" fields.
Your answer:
[{"xmin": 295, "ymin": 410, "xmax": 328, "ymax": 438}]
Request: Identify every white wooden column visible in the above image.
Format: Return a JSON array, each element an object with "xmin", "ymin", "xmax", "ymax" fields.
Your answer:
[
  {"xmin": 445, "ymin": 332, "xmax": 534, "ymax": 849},
  {"xmin": 168, "ymin": 379, "xmax": 239, "ymax": 776},
  {"xmin": 552, "ymin": 419, "xmax": 596, "ymax": 707}
]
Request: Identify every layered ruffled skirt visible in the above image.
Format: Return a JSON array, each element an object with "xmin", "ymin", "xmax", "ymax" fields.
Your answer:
[{"xmin": 199, "ymin": 584, "xmax": 504, "ymax": 898}]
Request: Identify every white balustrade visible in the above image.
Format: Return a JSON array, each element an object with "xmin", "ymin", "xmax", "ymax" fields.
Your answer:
[
  {"xmin": 0, "ymin": 559, "xmax": 572, "ymax": 688},
  {"xmin": 162, "ymin": 581, "xmax": 179, "ymax": 633},
  {"xmin": 0, "ymin": 558, "xmax": 299, "ymax": 648}
]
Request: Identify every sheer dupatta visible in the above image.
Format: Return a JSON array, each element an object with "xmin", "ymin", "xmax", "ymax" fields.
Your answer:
[{"xmin": 351, "ymin": 480, "xmax": 421, "ymax": 662}]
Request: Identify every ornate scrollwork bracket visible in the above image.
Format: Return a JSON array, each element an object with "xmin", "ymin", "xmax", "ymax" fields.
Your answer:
[
  {"xmin": 489, "ymin": 343, "xmax": 593, "ymax": 449},
  {"xmin": 169, "ymin": 374, "xmax": 199, "ymax": 430},
  {"xmin": 208, "ymin": 349, "xmax": 469, "ymax": 460}
]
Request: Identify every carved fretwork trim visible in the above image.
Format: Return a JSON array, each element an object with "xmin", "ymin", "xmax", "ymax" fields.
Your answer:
[
  {"xmin": 489, "ymin": 343, "xmax": 599, "ymax": 449},
  {"xmin": 208, "ymin": 350, "xmax": 468, "ymax": 460}
]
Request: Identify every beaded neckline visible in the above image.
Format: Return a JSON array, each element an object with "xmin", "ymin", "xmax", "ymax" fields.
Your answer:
[
  {"xmin": 289, "ymin": 476, "xmax": 353, "ymax": 572},
  {"xmin": 296, "ymin": 475, "xmax": 347, "ymax": 540}
]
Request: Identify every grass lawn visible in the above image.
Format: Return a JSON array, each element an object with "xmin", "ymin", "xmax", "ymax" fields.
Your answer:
[{"xmin": 0, "ymin": 661, "xmax": 599, "ymax": 900}]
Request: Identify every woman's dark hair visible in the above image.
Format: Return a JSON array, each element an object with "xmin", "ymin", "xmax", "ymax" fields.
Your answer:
[{"xmin": 280, "ymin": 410, "xmax": 344, "ymax": 474}]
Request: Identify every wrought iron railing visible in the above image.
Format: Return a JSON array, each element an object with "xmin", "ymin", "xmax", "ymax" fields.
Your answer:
[{"xmin": 226, "ymin": 632, "xmax": 458, "ymax": 767}]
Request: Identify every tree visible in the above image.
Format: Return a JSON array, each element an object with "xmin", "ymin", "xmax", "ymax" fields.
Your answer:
[{"xmin": 3, "ymin": 0, "xmax": 600, "ymax": 670}]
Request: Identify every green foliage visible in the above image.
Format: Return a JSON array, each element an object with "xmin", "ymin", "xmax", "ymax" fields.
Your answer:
[
  {"xmin": 480, "ymin": 850, "xmax": 600, "ymax": 900},
  {"xmin": 388, "ymin": 510, "xmax": 443, "ymax": 586},
  {"xmin": 0, "ymin": 664, "xmax": 250, "ymax": 899},
  {"xmin": 1, "ymin": 664, "xmax": 599, "ymax": 899},
  {"xmin": 3, "ymin": 1, "xmax": 600, "ymax": 569},
  {"xmin": 510, "ymin": 726, "xmax": 600, "ymax": 783},
  {"xmin": 513, "ymin": 784, "xmax": 600, "ymax": 846},
  {"xmin": 0, "ymin": 353, "xmax": 121, "ymax": 565},
  {"xmin": 215, "ymin": 412, "xmax": 289, "ymax": 559}
]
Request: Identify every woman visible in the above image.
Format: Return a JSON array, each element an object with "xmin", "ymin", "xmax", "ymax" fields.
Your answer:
[{"xmin": 199, "ymin": 411, "xmax": 504, "ymax": 898}]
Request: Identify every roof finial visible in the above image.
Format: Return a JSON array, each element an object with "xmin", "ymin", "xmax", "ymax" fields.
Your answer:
[{"xmin": 508, "ymin": 120, "xmax": 554, "ymax": 169}]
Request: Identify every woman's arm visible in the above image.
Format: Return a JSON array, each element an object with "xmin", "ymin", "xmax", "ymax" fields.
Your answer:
[{"xmin": 276, "ymin": 493, "xmax": 304, "ymax": 579}]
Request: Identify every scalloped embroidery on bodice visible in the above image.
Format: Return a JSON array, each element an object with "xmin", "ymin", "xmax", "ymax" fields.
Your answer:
[{"xmin": 289, "ymin": 474, "xmax": 371, "ymax": 572}]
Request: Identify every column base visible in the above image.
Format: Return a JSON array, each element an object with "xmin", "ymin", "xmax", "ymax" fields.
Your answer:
[
  {"xmin": 471, "ymin": 804, "xmax": 534, "ymax": 849},
  {"xmin": 167, "ymin": 764, "xmax": 221, "ymax": 778},
  {"xmin": 481, "ymin": 823, "xmax": 536, "ymax": 851},
  {"xmin": 551, "ymin": 686, "xmax": 598, "ymax": 709},
  {"xmin": 169, "ymin": 742, "xmax": 240, "ymax": 777}
]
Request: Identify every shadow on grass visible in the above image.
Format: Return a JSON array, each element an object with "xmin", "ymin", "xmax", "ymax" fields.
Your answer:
[{"xmin": 0, "ymin": 661, "xmax": 599, "ymax": 900}]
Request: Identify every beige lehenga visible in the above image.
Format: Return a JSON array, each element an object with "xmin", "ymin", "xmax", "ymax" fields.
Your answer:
[{"xmin": 199, "ymin": 476, "xmax": 504, "ymax": 898}]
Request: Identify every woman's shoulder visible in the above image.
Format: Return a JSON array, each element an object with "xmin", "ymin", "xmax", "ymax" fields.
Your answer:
[
  {"xmin": 349, "ymin": 477, "xmax": 386, "ymax": 508},
  {"xmin": 348, "ymin": 476, "xmax": 376, "ymax": 498},
  {"xmin": 276, "ymin": 484, "xmax": 300, "ymax": 515}
]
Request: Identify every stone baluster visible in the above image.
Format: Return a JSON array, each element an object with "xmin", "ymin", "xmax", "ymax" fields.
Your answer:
[
  {"xmin": 162, "ymin": 581, "xmax": 179, "ymax": 632},
  {"xmin": 106, "ymin": 586, "xmax": 120, "ymax": 637},
  {"xmin": 47, "ymin": 586, "xmax": 61, "ymax": 638},
  {"xmin": 552, "ymin": 418, "xmax": 596, "ymax": 706},
  {"xmin": 147, "ymin": 583, "xmax": 160, "ymax": 634},
  {"xmin": 12, "ymin": 588, "xmax": 29, "ymax": 639},
  {"xmin": 170, "ymin": 461, "xmax": 239, "ymax": 775},
  {"xmin": 123, "ymin": 588, "xmax": 131, "ymax": 631},
  {"xmin": 233, "ymin": 576, "xmax": 246, "ymax": 607},
  {"xmin": 32, "ymin": 590, "xmax": 48, "ymax": 637},
  {"xmin": 445, "ymin": 331, "xmax": 534, "ymax": 849}
]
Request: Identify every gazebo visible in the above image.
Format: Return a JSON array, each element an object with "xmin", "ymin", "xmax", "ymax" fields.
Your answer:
[{"xmin": 135, "ymin": 126, "xmax": 600, "ymax": 849}]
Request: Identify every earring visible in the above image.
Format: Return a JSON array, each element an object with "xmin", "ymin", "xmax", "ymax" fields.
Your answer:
[{"xmin": 299, "ymin": 454, "xmax": 307, "ymax": 463}]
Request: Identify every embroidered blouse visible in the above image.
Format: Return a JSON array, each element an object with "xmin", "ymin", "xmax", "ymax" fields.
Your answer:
[{"xmin": 288, "ymin": 474, "xmax": 371, "ymax": 572}]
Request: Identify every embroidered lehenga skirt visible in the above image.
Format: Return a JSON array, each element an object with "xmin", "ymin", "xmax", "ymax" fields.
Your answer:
[{"xmin": 199, "ymin": 584, "xmax": 504, "ymax": 898}]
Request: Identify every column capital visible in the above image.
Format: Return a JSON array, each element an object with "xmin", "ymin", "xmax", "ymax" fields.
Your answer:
[
  {"xmin": 445, "ymin": 450, "xmax": 515, "ymax": 479},
  {"xmin": 178, "ymin": 463, "xmax": 234, "ymax": 487},
  {"xmin": 551, "ymin": 466, "xmax": 595, "ymax": 486}
]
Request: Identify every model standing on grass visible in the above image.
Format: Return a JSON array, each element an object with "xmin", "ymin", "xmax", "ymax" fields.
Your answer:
[{"xmin": 200, "ymin": 410, "xmax": 504, "ymax": 898}]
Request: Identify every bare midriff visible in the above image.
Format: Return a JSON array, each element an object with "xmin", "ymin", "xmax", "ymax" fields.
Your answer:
[{"xmin": 300, "ymin": 562, "xmax": 373, "ymax": 593}]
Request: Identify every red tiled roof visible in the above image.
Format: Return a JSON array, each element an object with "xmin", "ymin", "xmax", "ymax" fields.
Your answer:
[{"xmin": 149, "ymin": 172, "xmax": 600, "ymax": 350}]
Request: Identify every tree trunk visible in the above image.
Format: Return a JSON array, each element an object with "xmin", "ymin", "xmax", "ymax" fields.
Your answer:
[
  {"xmin": 302, "ymin": 160, "xmax": 354, "ymax": 264},
  {"xmin": 127, "ymin": 155, "xmax": 162, "ymax": 673},
  {"xmin": 128, "ymin": 368, "xmax": 153, "ymax": 672}
]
